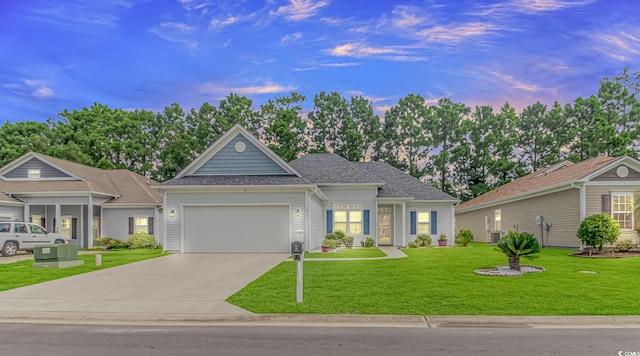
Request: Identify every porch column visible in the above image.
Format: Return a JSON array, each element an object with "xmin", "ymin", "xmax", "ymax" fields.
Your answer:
[
  {"xmin": 87, "ymin": 200, "xmax": 94, "ymax": 249},
  {"xmin": 23, "ymin": 205, "xmax": 29, "ymax": 222},
  {"xmin": 55, "ymin": 204, "xmax": 61, "ymax": 234},
  {"xmin": 402, "ymin": 202, "xmax": 407, "ymax": 246}
]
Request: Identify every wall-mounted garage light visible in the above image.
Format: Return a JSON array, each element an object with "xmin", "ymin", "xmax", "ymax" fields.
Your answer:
[
  {"xmin": 296, "ymin": 209, "xmax": 300, "ymax": 217},
  {"xmin": 169, "ymin": 209, "xmax": 175, "ymax": 218}
]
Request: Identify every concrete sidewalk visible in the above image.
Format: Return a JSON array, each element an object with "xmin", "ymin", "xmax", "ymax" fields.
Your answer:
[
  {"xmin": 0, "ymin": 311, "xmax": 638, "ymax": 329},
  {"xmin": 302, "ymin": 246, "xmax": 407, "ymax": 261}
]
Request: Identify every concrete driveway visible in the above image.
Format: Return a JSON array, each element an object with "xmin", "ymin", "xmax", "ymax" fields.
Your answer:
[{"xmin": 0, "ymin": 253, "xmax": 288, "ymax": 315}]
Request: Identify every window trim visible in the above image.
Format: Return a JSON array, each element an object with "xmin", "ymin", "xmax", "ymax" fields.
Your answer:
[
  {"xmin": 494, "ymin": 209, "xmax": 502, "ymax": 232},
  {"xmin": 611, "ymin": 192, "xmax": 634, "ymax": 230},
  {"xmin": 333, "ymin": 208, "xmax": 364, "ymax": 236},
  {"xmin": 133, "ymin": 215, "xmax": 149, "ymax": 234},
  {"xmin": 27, "ymin": 169, "xmax": 41, "ymax": 179},
  {"xmin": 416, "ymin": 211, "xmax": 431, "ymax": 235}
]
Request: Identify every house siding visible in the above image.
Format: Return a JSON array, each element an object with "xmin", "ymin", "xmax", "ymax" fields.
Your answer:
[
  {"xmin": 0, "ymin": 205, "xmax": 23, "ymax": 221},
  {"xmin": 585, "ymin": 184, "xmax": 640, "ymax": 243},
  {"xmin": 102, "ymin": 207, "xmax": 157, "ymax": 241},
  {"xmin": 194, "ymin": 135, "xmax": 288, "ymax": 175},
  {"xmin": 3, "ymin": 158, "xmax": 73, "ymax": 179},
  {"xmin": 165, "ymin": 191, "xmax": 306, "ymax": 252},
  {"xmin": 320, "ymin": 186, "xmax": 377, "ymax": 247},
  {"xmin": 308, "ymin": 195, "xmax": 323, "ymax": 250},
  {"xmin": 456, "ymin": 188, "xmax": 581, "ymax": 248},
  {"xmin": 591, "ymin": 165, "xmax": 640, "ymax": 181},
  {"xmin": 407, "ymin": 203, "xmax": 455, "ymax": 245}
]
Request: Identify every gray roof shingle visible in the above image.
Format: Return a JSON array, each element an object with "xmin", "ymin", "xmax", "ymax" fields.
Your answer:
[
  {"xmin": 354, "ymin": 161, "xmax": 457, "ymax": 201},
  {"xmin": 288, "ymin": 153, "xmax": 382, "ymax": 184}
]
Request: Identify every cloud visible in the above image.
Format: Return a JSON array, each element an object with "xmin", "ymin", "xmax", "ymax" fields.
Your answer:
[
  {"xmin": 20, "ymin": 1, "xmax": 132, "ymax": 32},
  {"xmin": 148, "ymin": 22, "xmax": 199, "ymax": 49},
  {"xmin": 281, "ymin": 32, "xmax": 303, "ymax": 45},
  {"xmin": 209, "ymin": 16, "xmax": 238, "ymax": 29},
  {"xmin": 32, "ymin": 87, "xmax": 55, "ymax": 98},
  {"xmin": 417, "ymin": 22, "xmax": 500, "ymax": 43},
  {"xmin": 587, "ymin": 29, "xmax": 640, "ymax": 61},
  {"xmin": 477, "ymin": 0, "xmax": 595, "ymax": 15},
  {"xmin": 390, "ymin": 5, "xmax": 429, "ymax": 29},
  {"xmin": 328, "ymin": 43, "xmax": 402, "ymax": 57},
  {"xmin": 270, "ymin": 0, "xmax": 329, "ymax": 21},
  {"xmin": 178, "ymin": 0, "xmax": 212, "ymax": 11},
  {"xmin": 483, "ymin": 69, "xmax": 540, "ymax": 92},
  {"xmin": 5, "ymin": 79, "xmax": 55, "ymax": 99},
  {"xmin": 197, "ymin": 81, "xmax": 297, "ymax": 95}
]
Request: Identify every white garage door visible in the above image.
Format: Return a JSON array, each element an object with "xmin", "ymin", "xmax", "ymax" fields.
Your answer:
[{"xmin": 183, "ymin": 205, "xmax": 290, "ymax": 253}]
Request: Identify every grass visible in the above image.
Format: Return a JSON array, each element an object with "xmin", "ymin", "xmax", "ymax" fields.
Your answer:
[
  {"xmin": 0, "ymin": 248, "xmax": 167, "ymax": 292},
  {"xmin": 303, "ymin": 248, "xmax": 386, "ymax": 258},
  {"xmin": 228, "ymin": 243, "xmax": 640, "ymax": 315}
]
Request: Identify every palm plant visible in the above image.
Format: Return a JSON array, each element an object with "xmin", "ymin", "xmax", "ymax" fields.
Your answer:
[{"xmin": 494, "ymin": 231, "xmax": 541, "ymax": 271}]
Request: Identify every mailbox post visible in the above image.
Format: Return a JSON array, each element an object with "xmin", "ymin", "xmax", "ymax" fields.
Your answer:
[{"xmin": 291, "ymin": 240, "xmax": 304, "ymax": 303}]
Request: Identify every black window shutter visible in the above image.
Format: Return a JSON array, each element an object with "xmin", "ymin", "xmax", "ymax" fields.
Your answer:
[
  {"xmin": 148, "ymin": 217, "xmax": 154, "ymax": 235},
  {"xmin": 128, "ymin": 217, "xmax": 134, "ymax": 235},
  {"xmin": 601, "ymin": 194, "xmax": 611, "ymax": 213},
  {"xmin": 72, "ymin": 218, "xmax": 78, "ymax": 239}
]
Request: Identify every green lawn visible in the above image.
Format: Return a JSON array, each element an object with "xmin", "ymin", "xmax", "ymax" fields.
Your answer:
[
  {"xmin": 228, "ymin": 243, "xmax": 640, "ymax": 315},
  {"xmin": 0, "ymin": 248, "xmax": 167, "ymax": 292},
  {"xmin": 303, "ymin": 248, "xmax": 386, "ymax": 258}
]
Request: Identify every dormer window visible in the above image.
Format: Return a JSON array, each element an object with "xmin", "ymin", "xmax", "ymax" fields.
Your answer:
[{"xmin": 28, "ymin": 169, "xmax": 41, "ymax": 179}]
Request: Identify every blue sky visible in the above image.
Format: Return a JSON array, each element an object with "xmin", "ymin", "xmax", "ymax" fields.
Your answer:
[{"xmin": 1, "ymin": 0, "xmax": 639, "ymax": 122}]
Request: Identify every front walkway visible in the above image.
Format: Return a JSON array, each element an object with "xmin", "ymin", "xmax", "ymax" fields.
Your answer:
[{"xmin": 303, "ymin": 246, "xmax": 407, "ymax": 261}]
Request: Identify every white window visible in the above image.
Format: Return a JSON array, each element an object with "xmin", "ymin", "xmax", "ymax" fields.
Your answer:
[
  {"xmin": 135, "ymin": 217, "xmax": 148, "ymax": 234},
  {"xmin": 93, "ymin": 217, "xmax": 100, "ymax": 239},
  {"xmin": 60, "ymin": 216, "xmax": 72, "ymax": 239},
  {"xmin": 612, "ymin": 193, "xmax": 633, "ymax": 230},
  {"xmin": 31, "ymin": 215, "xmax": 42, "ymax": 226},
  {"xmin": 417, "ymin": 212, "xmax": 430, "ymax": 235},
  {"xmin": 28, "ymin": 169, "xmax": 41, "ymax": 179},
  {"xmin": 494, "ymin": 209, "xmax": 502, "ymax": 231},
  {"xmin": 334, "ymin": 209, "xmax": 363, "ymax": 235}
]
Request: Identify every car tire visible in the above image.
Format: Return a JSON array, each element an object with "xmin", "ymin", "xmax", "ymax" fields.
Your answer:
[
  {"xmin": 1, "ymin": 242, "xmax": 18, "ymax": 257},
  {"xmin": 54, "ymin": 239, "xmax": 65, "ymax": 244}
]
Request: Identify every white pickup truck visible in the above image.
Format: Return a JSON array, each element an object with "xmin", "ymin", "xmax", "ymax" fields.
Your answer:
[{"xmin": 0, "ymin": 222, "xmax": 69, "ymax": 257}]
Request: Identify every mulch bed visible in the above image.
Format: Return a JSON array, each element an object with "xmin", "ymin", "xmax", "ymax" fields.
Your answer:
[{"xmin": 571, "ymin": 251, "xmax": 640, "ymax": 258}]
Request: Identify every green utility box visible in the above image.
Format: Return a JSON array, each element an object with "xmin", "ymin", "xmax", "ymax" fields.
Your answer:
[{"xmin": 33, "ymin": 243, "xmax": 83, "ymax": 269}]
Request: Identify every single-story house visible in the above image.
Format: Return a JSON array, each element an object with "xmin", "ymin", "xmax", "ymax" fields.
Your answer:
[
  {"xmin": 455, "ymin": 155, "xmax": 640, "ymax": 248},
  {"xmin": 157, "ymin": 124, "xmax": 458, "ymax": 253},
  {"xmin": 0, "ymin": 152, "xmax": 163, "ymax": 248}
]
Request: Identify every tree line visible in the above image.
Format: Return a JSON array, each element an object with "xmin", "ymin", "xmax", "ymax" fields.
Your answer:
[{"xmin": 1, "ymin": 67, "xmax": 638, "ymax": 201}]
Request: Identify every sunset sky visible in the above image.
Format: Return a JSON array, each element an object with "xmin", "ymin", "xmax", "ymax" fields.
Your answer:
[{"xmin": 1, "ymin": 0, "xmax": 638, "ymax": 122}]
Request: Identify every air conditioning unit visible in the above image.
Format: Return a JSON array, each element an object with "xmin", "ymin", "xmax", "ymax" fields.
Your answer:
[{"xmin": 491, "ymin": 232, "xmax": 502, "ymax": 243}]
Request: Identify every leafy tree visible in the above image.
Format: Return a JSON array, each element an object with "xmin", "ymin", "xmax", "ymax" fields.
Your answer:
[
  {"xmin": 260, "ymin": 92, "xmax": 308, "ymax": 161},
  {"xmin": 430, "ymin": 98, "xmax": 470, "ymax": 194},
  {"xmin": 0, "ymin": 121, "xmax": 52, "ymax": 166},
  {"xmin": 576, "ymin": 214, "xmax": 621, "ymax": 253},
  {"xmin": 566, "ymin": 96, "xmax": 613, "ymax": 161},
  {"xmin": 215, "ymin": 93, "xmax": 261, "ymax": 137},
  {"xmin": 348, "ymin": 96, "xmax": 382, "ymax": 161},
  {"xmin": 517, "ymin": 101, "xmax": 568, "ymax": 173},
  {"xmin": 495, "ymin": 231, "xmax": 541, "ymax": 271},
  {"xmin": 380, "ymin": 94, "xmax": 434, "ymax": 178}
]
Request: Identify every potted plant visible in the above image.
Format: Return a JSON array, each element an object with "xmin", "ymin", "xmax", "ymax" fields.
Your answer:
[
  {"xmin": 321, "ymin": 238, "xmax": 332, "ymax": 252},
  {"xmin": 438, "ymin": 233, "xmax": 447, "ymax": 246}
]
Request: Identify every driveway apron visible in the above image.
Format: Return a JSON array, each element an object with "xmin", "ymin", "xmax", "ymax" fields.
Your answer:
[{"xmin": 0, "ymin": 253, "xmax": 288, "ymax": 315}]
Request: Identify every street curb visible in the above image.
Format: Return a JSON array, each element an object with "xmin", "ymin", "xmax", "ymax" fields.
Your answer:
[{"xmin": 0, "ymin": 312, "xmax": 638, "ymax": 328}]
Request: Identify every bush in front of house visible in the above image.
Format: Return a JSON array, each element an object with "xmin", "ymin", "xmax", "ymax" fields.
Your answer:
[
  {"xmin": 494, "ymin": 231, "xmax": 540, "ymax": 271},
  {"xmin": 417, "ymin": 234, "xmax": 432, "ymax": 247},
  {"xmin": 408, "ymin": 240, "xmax": 420, "ymax": 248},
  {"xmin": 614, "ymin": 239, "xmax": 636, "ymax": 252},
  {"xmin": 127, "ymin": 233, "xmax": 157, "ymax": 249},
  {"xmin": 576, "ymin": 214, "xmax": 621, "ymax": 253},
  {"xmin": 322, "ymin": 238, "xmax": 337, "ymax": 249},
  {"xmin": 455, "ymin": 229, "xmax": 474, "ymax": 247},
  {"xmin": 95, "ymin": 237, "xmax": 129, "ymax": 250},
  {"xmin": 363, "ymin": 237, "xmax": 376, "ymax": 248},
  {"xmin": 325, "ymin": 232, "xmax": 344, "ymax": 248},
  {"xmin": 343, "ymin": 236, "xmax": 354, "ymax": 248}
]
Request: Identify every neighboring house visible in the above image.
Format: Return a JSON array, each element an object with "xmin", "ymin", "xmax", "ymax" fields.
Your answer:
[
  {"xmin": 456, "ymin": 155, "xmax": 640, "ymax": 248},
  {"xmin": 157, "ymin": 125, "xmax": 458, "ymax": 253},
  {"xmin": 0, "ymin": 152, "xmax": 163, "ymax": 248}
]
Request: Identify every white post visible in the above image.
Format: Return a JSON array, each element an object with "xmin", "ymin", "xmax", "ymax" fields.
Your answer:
[
  {"xmin": 296, "ymin": 254, "xmax": 303, "ymax": 303},
  {"xmin": 95, "ymin": 253, "xmax": 102, "ymax": 267}
]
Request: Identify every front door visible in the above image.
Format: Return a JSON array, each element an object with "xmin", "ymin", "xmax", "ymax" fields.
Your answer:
[{"xmin": 378, "ymin": 207, "xmax": 393, "ymax": 245}]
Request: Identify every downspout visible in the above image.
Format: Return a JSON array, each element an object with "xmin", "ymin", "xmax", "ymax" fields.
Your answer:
[{"xmin": 572, "ymin": 182, "xmax": 586, "ymax": 250}]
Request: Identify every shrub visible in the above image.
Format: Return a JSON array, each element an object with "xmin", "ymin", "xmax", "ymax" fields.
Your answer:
[
  {"xmin": 614, "ymin": 239, "xmax": 636, "ymax": 252},
  {"xmin": 408, "ymin": 241, "xmax": 420, "ymax": 248},
  {"xmin": 494, "ymin": 231, "xmax": 540, "ymax": 271},
  {"xmin": 334, "ymin": 231, "xmax": 346, "ymax": 240},
  {"xmin": 363, "ymin": 237, "xmax": 376, "ymax": 248},
  {"xmin": 455, "ymin": 229, "xmax": 474, "ymax": 247},
  {"xmin": 106, "ymin": 239, "xmax": 129, "ymax": 250},
  {"xmin": 127, "ymin": 233, "xmax": 156, "ymax": 249},
  {"xmin": 343, "ymin": 236, "xmax": 354, "ymax": 248},
  {"xmin": 322, "ymin": 238, "xmax": 337, "ymax": 249},
  {"xmin": 576, "ymin": 214, "xmax": 621, "ymax": 253},
  {"xmin": 417, "ymin": 234, "xmax": 432, "ymax": 247},
  {"xmin": 94, "ymin": 237, "xmax": 113, "ymax": 247}
]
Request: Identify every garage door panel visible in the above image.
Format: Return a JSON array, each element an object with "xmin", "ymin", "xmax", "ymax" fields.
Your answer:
[{"xmin": 184, "ymin": 206, "xmax": 290, "ymax": 253}]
